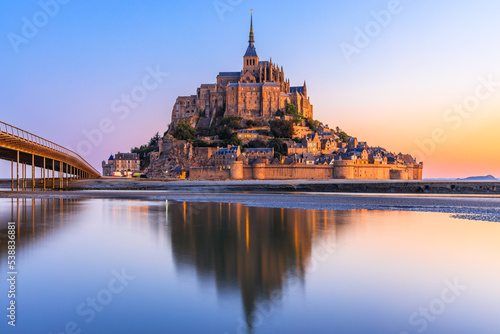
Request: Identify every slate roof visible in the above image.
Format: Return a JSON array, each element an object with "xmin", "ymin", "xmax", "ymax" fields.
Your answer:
[
  {"xmin": 115, "ymin": 153, "xmax": 139, "ymax": 160},
  {"xmin": 246, "ymin": 148, "xmax": 273, "ymax": 154},
  {"xmin": 319, "ymin": 132, "xmax": 333, "ymax": 137},
  {"xmin": 217, "ymin": 72, "xmax": 241, "ymax": 78},
  {"xmin": 244, "ymin": 44, "xmax": 258, "ymax": 57},
  {"xmin": 290, "ymin": 86, "xmax": 305, "ymax": 94},
  {"xmin": 215, "ymin": 146, "xmax": 239, "ymax": 156},
  {"xmin": 227, "ymin": 82, "xmax": 280, "ymax": 88}
]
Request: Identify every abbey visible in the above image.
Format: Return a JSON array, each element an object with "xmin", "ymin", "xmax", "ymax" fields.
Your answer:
[{"xmin": 169, "ymin": 12, "xmax": 313, "ymax": 131}]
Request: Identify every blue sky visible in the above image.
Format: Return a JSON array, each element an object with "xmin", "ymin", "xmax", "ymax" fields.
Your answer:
[{"xmin": 1, "ymin": 0, "xmax": 500, "ymax": 177}]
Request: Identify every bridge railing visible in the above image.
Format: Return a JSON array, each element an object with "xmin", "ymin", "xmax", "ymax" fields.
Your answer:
[{"xmin": 0, "ymin": 121, "xmax": 99, "ymax": 175}]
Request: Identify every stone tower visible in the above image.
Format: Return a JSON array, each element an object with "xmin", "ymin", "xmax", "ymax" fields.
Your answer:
[{"xmin": 243, "ymin": 10, "xmax": 259, "ymax": 76}]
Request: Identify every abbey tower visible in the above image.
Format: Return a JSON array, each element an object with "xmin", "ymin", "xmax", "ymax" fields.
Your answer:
[{"xmin": 168, "ymin": 11, "xmax": 313, "ymax": 132}]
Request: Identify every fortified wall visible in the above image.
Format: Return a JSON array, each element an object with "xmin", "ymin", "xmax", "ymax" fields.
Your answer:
[{"xmin": 189, "ymin": 161, "xmax": 423, "ymax": 181}]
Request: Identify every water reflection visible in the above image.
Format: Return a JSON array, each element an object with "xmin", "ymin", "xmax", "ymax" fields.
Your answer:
[
  {"xmin": 167, "ymin": 201, "xmax": 349, "ymax": 331},
  {"xmin": 0, "ymin": 198, "xmax": 353, "ymax": 333},
  {"xmin": 0, "ymin": 198, "xmax": 85, "ymax": 260},
  {"xmin": 2, "ymin": 198, "xmax": 498, "ymax": 334}
]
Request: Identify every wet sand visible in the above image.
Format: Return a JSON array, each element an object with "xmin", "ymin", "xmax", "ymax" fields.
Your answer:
[
  {"xmin": 27, "ymin": 177, "xmax": 500, "ymax": 194},
  {"xmin": 1, "ymin": 188, "xmax": 500, "ymax": 222}
]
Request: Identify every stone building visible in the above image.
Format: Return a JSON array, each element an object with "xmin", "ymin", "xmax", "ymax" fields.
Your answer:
[
  {"xmin": 286, "ymin": 142, "xmax": 307, "ymax": 155},
  {"xmin": 237, "ymin": 130, "xmax": 259, "ymax": 143},
  {"xmin": 244, "ymin": 148, "xmax": 274, "ymax": 164},
  {"xmin": 168, "ymin": 12, "xmax": 313, "ymax": 132},
  {"xmin": 214, "ymin": 146, "xmax": 241, "ymax": 169},
  {"xmin": 101, "ymin": 155, "xmax": 115, "ymax": 176},
  {"xmin": 304, "ymin": 133, "xmax": 321, "ymax": 154},
  {"xmin": 115, "ymin": 152, "xmax": 140, "ymax": 175},
  {"xmin": 293, "ymin": 125, "xmax": 313, "ymax": 139}
]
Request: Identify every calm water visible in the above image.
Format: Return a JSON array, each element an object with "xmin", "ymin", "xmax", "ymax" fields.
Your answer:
[{"xmin": 0, "ymin": 198, "xmax": 499, "ymax": 334}]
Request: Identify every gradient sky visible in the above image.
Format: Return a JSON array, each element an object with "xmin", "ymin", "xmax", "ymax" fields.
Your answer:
[{"xmin": 1, "ymin": 0, "xmax": 499, "ymax": 178}]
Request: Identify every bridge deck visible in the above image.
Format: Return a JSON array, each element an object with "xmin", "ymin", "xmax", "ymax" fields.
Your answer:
[{"xmin": 0, "ymin": 121, "xmax": 100, "ymax": 190}]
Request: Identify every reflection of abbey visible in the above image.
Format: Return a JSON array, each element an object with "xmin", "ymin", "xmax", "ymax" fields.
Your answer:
[{"xmin": 169, "ymin": 12, "xmax": 313, "ymax": 131}]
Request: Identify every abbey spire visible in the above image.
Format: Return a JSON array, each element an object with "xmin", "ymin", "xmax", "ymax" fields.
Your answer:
[
  {"xmin": 243, "ymin": 10, "xmax": 259, "ymax": 68},
  {"xmin": 249, "ymin": 9, "xmax": 255, "ymax": 44}
]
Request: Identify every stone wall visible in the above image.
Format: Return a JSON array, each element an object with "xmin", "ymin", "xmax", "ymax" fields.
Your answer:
[
  {"xmin": 189, "ymin": 161, "xmax": 423, "ymax": 181},
  {"xmin": 194, "ymin": 147, "xmax": 218, "ymax": 161},
  {"xmin": 189, "ymin": 167, "xmax": 230, "ymax": 180}
]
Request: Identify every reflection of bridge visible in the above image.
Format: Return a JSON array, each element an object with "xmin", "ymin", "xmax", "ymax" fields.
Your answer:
[{"xmin": 0, "ymin": 121, "xmax": 99, "ymax": 191}]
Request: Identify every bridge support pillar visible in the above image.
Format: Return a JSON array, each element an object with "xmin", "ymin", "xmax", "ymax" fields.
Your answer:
[
  {"xmin": 43, "ymin": 157, "xmax": 46, "ymax": 191},
  {"xmin": 16, "ymin": 151, "xmax": 19, "ymax": 192},
  {"xmin": 59, "ymin": 161, "xmax": 63, "ymax": 189},
  {"xmin": 24, "ymin": 163, "xmax": 27, "ymax": 191},
  {"xmin": 32, "ymin": 155, "xmax": 35, "ymax": 191},
  {"xmin": 11, "ymin": 160, "xmax": 14, "ymax": 191},
  {"xmin": 52, "ymin": 159, "xmax": 55, "ymax": 189}
]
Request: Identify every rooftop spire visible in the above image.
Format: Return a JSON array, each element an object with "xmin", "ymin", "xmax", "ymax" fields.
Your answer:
[
  {"xmin": 249, "ymin": 10, "xmax": 255, "ymax": 44},
  {"xmin": 244, "ymin": 9, "xmax": 258, "ymax": 59}
]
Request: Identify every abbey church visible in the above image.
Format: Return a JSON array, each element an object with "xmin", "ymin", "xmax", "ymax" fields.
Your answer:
[{"xmin": 169, "ymin": 12, "xmax": 313, "ymax": 131}]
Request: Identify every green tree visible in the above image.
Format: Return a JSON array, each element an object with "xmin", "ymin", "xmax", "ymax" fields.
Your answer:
[
  {"xmin": 270, "ymin": 119, "xmax": 294, "ymax": 138},
  {"xmin": 222, "ymin": 134, "xmax": 242, "ymax": 147},
  {"xmin": 338, "ymin": 131, "xmax": 350, "ymax": 143},
  {"xmin": 196, "ymin": 127, "xmax": 209, "ymax": 137},
  {"xmin": 285, "ymin": 103, "xmax": 299, "ymax": 115},
  {"xmin": 218, "ymin": 126, "xmax": 233, "ymax": 141},
  {"xmin": 131, "ymin": 132, "xmax": 163, "ymax": 170},
  {"xmin": 173, "ymin": 120, "xmax": 196, "ymax": 141},
  {"xmin": 306, "ymin": 119, "xmax": 322, "ymax": 132},
  {"xmin": 267, "ymin": 138, "xmax": 287, "ymax": 158},
  {"xmin": 246, "ymin": 119, "xmax": 256, "ymax": 127},
  {"xmin": 148, "ymin": 132, "xmax": 161, "ymax": 147},
  {"xmin": 247, "ymin": 139, "xmax": 267, "ymax": 148}
]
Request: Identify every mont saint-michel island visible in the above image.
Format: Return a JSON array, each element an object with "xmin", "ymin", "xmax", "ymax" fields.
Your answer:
[
  {"xmin": 2, "ymin": 2, "xmax": 500, "ymax": 334},
  {"xmin": 102, "ymin": 13, "xmax": 423, "ymax": 181}
]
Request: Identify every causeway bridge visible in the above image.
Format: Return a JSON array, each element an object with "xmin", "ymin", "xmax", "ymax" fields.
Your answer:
[{"xmin": 0, "ymin": 121, "xmax": 100, "ymax": 191}]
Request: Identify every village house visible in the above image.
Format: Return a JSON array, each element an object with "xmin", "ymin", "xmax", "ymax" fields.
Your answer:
[
  {"xmin": 244, "ymin": 148, "xmax": 274, "ymax": 164},
  {"xmin": 304, "ymin": 133, "xmax": 321, "ymax": 154},
  {"xmin": 214, "ymin": 146, "xmax": 241, "ymax": 169},
  {"xmin": 318, "ymin": 131, "xmax": 334, "ymax": 140},
  {"xmin": 237, "ymin": 129, "xmax": 259, "ymax": 143},
  {"xmin": 114, "ymin": 152, "xmax": 141, "ymax": 175},
  {"xmin": 369, "ymin": 152, "xmax": 386, "ymax": 164},
  {"xmin": 293, "ymin": 125, "xmax": 313, "ymax": 139},
  {"xmin": 286, "ymin": 142, "xmax": 307, "ymax": 155},
  {"xmin": 320, "ymin": 138, "xmax": 336, "ymax": 154},
  {"xmin": 348, "ymin": 137, "xmax": 358, "ymax": 149}
]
